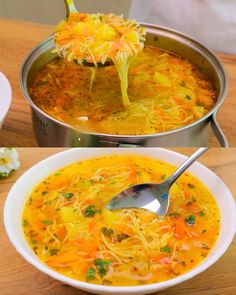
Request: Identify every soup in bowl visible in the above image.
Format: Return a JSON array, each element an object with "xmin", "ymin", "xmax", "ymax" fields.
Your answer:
[{"xmin": 4, "ymin": 148, "xmax": 236, "ymax": 294}]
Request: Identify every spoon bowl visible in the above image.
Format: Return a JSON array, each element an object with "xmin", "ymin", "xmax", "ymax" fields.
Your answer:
[{"xmin": 106, "ymin": 147, "xmax": 208, "ymax": 215}]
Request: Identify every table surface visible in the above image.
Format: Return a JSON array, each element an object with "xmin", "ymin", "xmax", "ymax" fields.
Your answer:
[
  {"xmin": 0, "ymin": 18, "xmax": 236, "ymax": 147},
  {"xmin": 0, "ymin": 148, "xmax": 235, "ymax": 295}
]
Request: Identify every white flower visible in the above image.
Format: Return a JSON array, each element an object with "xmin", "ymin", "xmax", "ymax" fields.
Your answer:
[{"xmin": 0, "ymin": 148, "xmax": 20, "ymax": 177}]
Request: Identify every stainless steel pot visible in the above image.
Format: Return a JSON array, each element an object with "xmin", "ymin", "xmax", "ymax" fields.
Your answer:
[{"xmin": 20, "ymin": 24, "xmax": 228, "ymax": 147}]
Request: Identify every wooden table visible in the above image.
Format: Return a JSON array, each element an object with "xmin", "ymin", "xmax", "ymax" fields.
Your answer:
[
  {"xmin": 0, "ymin": 18, "xmax": 236, "ymax": 147},
  {"xmin": 0, "ymin": 148, "xmax": 235, "ymax": 295}
]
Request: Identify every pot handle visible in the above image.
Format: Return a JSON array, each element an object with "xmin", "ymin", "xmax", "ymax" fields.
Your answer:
[{"xmin": 211, "ymin": 112, "xmax": 229, "ymax": 147}]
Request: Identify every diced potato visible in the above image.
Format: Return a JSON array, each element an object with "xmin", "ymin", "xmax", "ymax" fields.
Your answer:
[
  {"xmin": 73, "ymin": 22, "xmax": 93, "ymax": 35},
  {"xmin": 125, "ymin": 30, "xmax": 139, "ymax": 43},
  {"xmin": 101, "ymin": 208, "xmax": 119, "ymax": 227},
  {"xmin": 154, "ymin": 72, "xmax": 172, "ymax": 87},
  {"xmin": 60, "ymin": 206, "xmax": 78, "ymax": 223},
  {"xmin": 97, "ymin": 24, "xmax": 117, "ymax": 41}
]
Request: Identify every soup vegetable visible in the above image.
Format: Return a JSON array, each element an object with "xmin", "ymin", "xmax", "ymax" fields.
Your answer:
[
  {"xmin": 54, "ymin": 12, "xmax": 146, "ymax": 106},
  {"xmin": 22, "ymin": 155, "xmax": 220, "ymax": 286},
  {"xmin": 30, "ymin": 46, "xmax": 216, "ymax": 135}
]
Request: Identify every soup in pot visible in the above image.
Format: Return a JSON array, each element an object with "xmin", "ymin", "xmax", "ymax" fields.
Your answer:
[{"xmin": 29, "ymin": 46, "xmax": 216, "ymax": 135}]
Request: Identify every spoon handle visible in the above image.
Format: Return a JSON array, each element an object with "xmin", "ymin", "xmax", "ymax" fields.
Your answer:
[
  {"xmin": 64, "ymin": 0, "xmax": 78, "ymax": 18},
  {"xmin": 166, "ymin": 147, "xmax": 208, "ymax": 187}
]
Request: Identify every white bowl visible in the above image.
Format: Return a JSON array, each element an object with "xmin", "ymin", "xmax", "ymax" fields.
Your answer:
[
  {"xmin": 4, "ymin": 148, "xmax": 236, "ymax": 295},
  {"xmin": 0, "ymin": 72, "xmax": 12, "ymax": 128}
]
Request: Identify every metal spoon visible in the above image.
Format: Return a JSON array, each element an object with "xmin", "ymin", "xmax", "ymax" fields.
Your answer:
[
  {"xmin": 64, "ymin": 0, "xmax": 78, "ymax": 18},
  {"xmin": 106, "ymin": 148, "xmax": 208, "ymax": 216}
]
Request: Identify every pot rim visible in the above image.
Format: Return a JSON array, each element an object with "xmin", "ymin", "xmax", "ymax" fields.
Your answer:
[{"xmin": 19, "ymin": 23, "xmax": 228, "ymax": 139}]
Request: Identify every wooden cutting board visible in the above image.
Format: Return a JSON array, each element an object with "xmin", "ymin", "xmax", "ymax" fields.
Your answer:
[
  {"xmin": 0, "ymin": 18, "xmax": 236, "ymax": 147},
  {"xmin": 0, "ymin": 148, "xmax": 235, "ymax": 295}
]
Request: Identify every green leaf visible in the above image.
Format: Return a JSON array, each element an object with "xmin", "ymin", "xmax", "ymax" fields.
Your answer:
[
  {"xmin": 94, "ymin": 259, "xmax": 111, "ymax": 278},
  {"xmin": 185, "ymin": 215, "xmax": 196, "ymax": 225},
  {"xmin": 84, "ymin": 205, "xmax": 101, "ymax": 217},
  {"xmin": 185, "ymin": 95, "xmax": 192, "ymax": 100},
  {"xmin": 49, "ymin": 248, "xmax": 59, "ymax": 256},
  {"xmin": 117, "ymin": 233, "xmax": 129, "ymax": 242},
  {"xmin": 62, "ymin": 193, "xmax": 74, "ymax": 199},
  {"xmin": 23, "ymin": 219, "xmax": 29, "ymax": 227},
  {"xmin": 30, "ymin": 236, "xmax": 37, "ymax": 245},
  {"xmin": 86, "ymin": 268, "xmax": 96, "ymax": 280},
  {"xmin": 199, "ymin": 211, "xmax": 205, "ymax": 217},
  {"xmin": 101, "ymin": 227, "xmax": 114, "ymax": 238},
  {"xmin": 42, "ymin": 219, "xmax": 52, "ymax": 225},
  {"xmin": 160, "ymin": 245, "xmax": 171, "ymax": 253},
  {"xmin": 168, "ymin": 212, "xmax": 180, "ymax": 217},
  {"xmin": 95, "ymin": 259, "xmax": 111, "ymax": 267},
  {"xmin": 187, "ymin": 183, "xmax": 195, "ymax": 189},
  {"xmin": 44, "ymin": 200, "xmax": 52, "ymax": 205}
]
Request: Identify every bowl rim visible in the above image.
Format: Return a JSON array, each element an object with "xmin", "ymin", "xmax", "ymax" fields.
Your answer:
[
  {"xmin": 4, "ymin": 148, "xmax": 236, "ymax": 294},
  {"xmin": 0, "ymin": 72, "xmax": 12, "ymax": 123},
  {"xmin": 19, "ymin": 24, "xmax": 228, "ymax": 139}
]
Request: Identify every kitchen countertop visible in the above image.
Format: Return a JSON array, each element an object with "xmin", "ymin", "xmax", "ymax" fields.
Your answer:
[
  {"xmin": 0, "ymin": 148, "xmax": 235, "ymax": 295},
  {"xmin": 0, "ymin": 18, "xmax": 236, "ymax": 147}
]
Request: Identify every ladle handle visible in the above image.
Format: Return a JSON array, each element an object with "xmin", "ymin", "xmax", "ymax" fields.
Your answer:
[
  {"xmin": 64, "ymin": 0, "xmax": 78, "ymax": 18},
  {"xmin": 166, "ymin": 147, "xmax": 208, "ymax": 187}
]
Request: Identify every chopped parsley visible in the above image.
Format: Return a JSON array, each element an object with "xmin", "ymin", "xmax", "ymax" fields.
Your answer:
[
  {"xmin": 94, "ymin": 259, "xmax": 111, "ymax": 278},
  {"xmin": 62, "ymin": 192, "xmax": 74, "ymax": 199},
  {"xmin": 160, "ymin": 245, "xmax": 171, "ymax": 253},
  {"xmin": 202, "ymin": 229, "xmax": 207, "ymax": 234},
  {"xmin": 117, "ymin": 233, "xmax": 129, "ymax": 242},
  {"xmin": 185, "ymin": 95, "xmax": 192, "ymax": 100},
  {"xmin": 84, "ymin": 205, "xmax": 101, "ymax": 217},
  {"xmin": 49, "ymin": 248, "xmax": 59, "ymax": 256},
  {"xmin": 23, "ymin": 219, "xmax": 29, "ymax": 227},
  {"xmin": 101, "ymin": 227, "xmax": 114, "ymax": 238},
  {"xmin": 199, "ymin": 211, "xmax": 205, "ymax": 217},
  {"xmin": 168, "ymin": 212, "xmax": 180, "ymax": 217},
  {"xmin": 86, "ymin": 268, "xmax": 96, "ymax": 280},
  {"xmin": 42, "ymin": 219, "xmax": 52, "ymax": 225},
  {"xmin": 44, "ymin": 200, "xmax": 52, "ymax": 205},
  {"xmin": 30, "ymin": 236, "xmax": 37, "ymax": 245},
  {"xmin": 185, "ymin": 215, "xmax": 196, "ymax": 225},
  {"xmin": 187, "ymin": 183, "xmax": 195, "ymax": 189}
]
